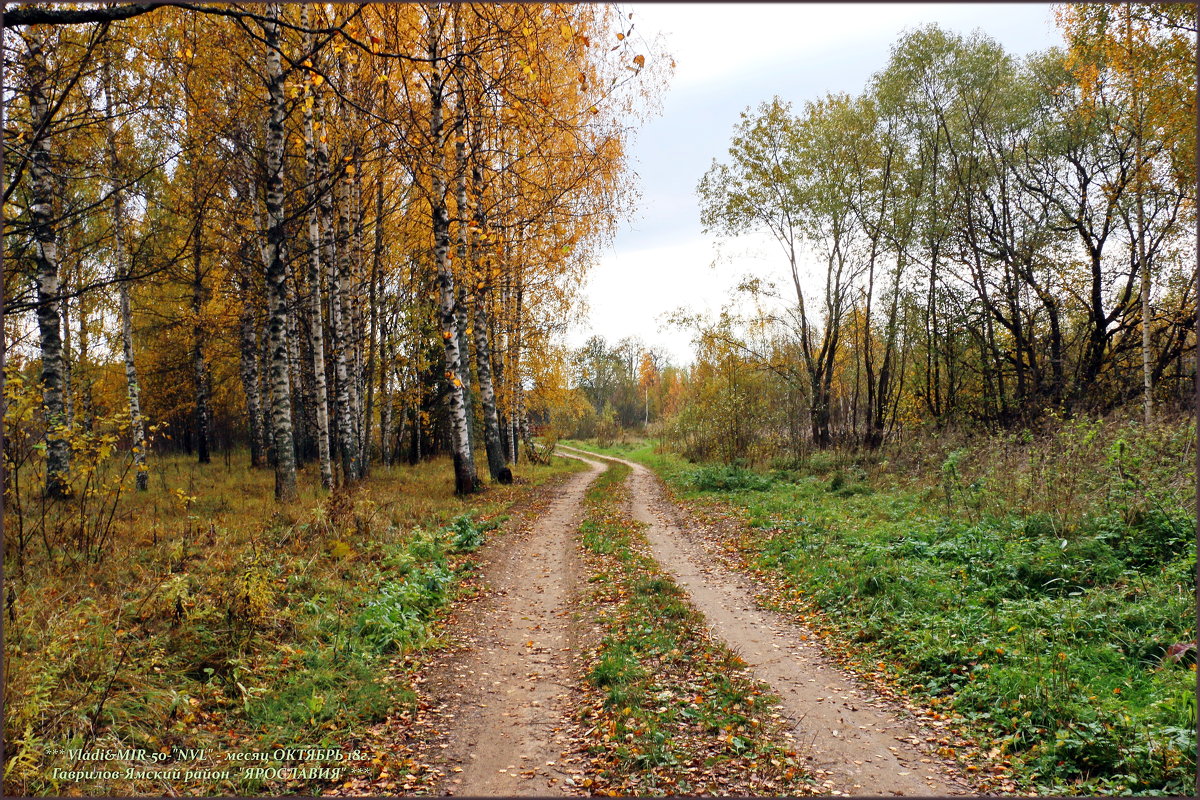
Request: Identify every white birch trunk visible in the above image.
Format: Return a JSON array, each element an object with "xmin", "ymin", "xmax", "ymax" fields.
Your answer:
[
  {"xmin": 238, "ymin": 297, "xmax": 266, "ymax": 469},
  {"xmin": 362, "ymin": 169, "xmax": 384, "ymax": 473},
  {"xmin": 314, "ymin": 84, "xmax": 342, "ymax": 476},
  {"xmin": 453, "ymin": 103, "xmax": 477, "ymax": 461},
  {"xmin": 300, "ymin": 4, "xmax": 334, "ymax": 488},
  {"xmin": 474, "ymin": 294, "xmax": 509, "ymax": 482},
  {"xmin": 332, "ymin": 161, "xmax": 362, "ymax": 482},
  {"xmin": 26, "ymin": 30, "xmax": 70, "ymax": 498},
  {"xmin": 102, "ymin": 46, "xmax": 149, "ymax": 489},
  {"xmin": 429, "ymin": 10, "xmax": 476, "ymax": 494},
  {"xmin": 285, "ymin": 259, "xmax": 311, "ymax": 461},
  {"xmin": 263, "ymin": 2, "xmax": 298, "ymax": 501},
  {"xmin": 351, "ymin": 158, "xmax": 367, "ymax": 457},
  {"xmin": 61, "ymin": 293, "xmax": 74, "ymax": 431},
  {"xmin": 466, "ymin": 157, "xmax": 507, "ymax": 482}
]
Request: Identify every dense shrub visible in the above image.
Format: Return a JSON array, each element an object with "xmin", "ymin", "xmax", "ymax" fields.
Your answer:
[
  {"xmin": 687, "ymin": 464, "xmax": 775, "ymax": 492},
  {"xmin": 354, "ymin": 564, "xmax": 455, "ymax": 654}
]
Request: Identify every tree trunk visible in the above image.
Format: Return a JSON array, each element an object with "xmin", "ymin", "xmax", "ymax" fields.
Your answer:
[
  {"xmin": 351, "ymin": 154, "xmax": 367, "ymax": 459},
  {"xmin": 263, "ymin": 2, "xmax": 298, "ymax": 502},
  {"xmin": 1125, "ymin": 6, "xmax": 1154, "ymax": 426},
  {"xmin": 102, "ymin": 47, "xmax": 149, "ymax": 489},
  {"xmin": 1078, "ymin": 247, "xmax": 1111, "ymax": 402},
  {"xmin": 77, "ymin": 304, "xmax": 95, "ymax": 433},
  {"xmin": 182, "ymin": 45, "xmax": 213, "ymax": 466},
  {"xmin": 191, "ymin": 215, "xmax": 212, "ymax": 465},
  {"xmin": 284, "ymin": 261, "xmax": 310, "ymax": 463},
  {"xmin": 61, "ymin": 293, "xmax": 74, "ymax": 431},
  {"xmin": 314, "ymin": 73, "xmax": 343, "ymax": 478},
  {"xmin": 1139, "ymin": 223, "xmax": 1152, "ymax": 425},
  {"xmin": 810, "ymin": 373, "xmax": 831, "ymax": 448},
  {"xmin": 474, "ymin": 294, "xmax": 510, "ymax": 482},
  {"xmin": 429, "ymin": 11, "xmax": 476, "ymax": 494},
  {"xmin": 1045, "ymin": 296, "xmax": 1064, "ymax": 406},
  {"xmin": 378, "ymin": 304, "xmax": 393, "ymax": 466},
  {"xmin": 923, "ymin": 253, "xmax": 940, "ymax": 420},
  {"xmin": 119, "ymin": 286, "xmax": 148, "ymax": 488},
  {"xmin": 299, "ymin": 4, "xmax": 334, "ymax": 489},
  {"xmin": 510, "ymin": 275, "xmax": 525, "ymax": 466},
  {"xmin": 497, "ymin": 329, "xmax": 513, "ymax": 463},
  {"xmin": 26, "ymin": 29, "xmax": 70, "ymax": 498},
  {"xmin": 331, "ymin": 157, "xmax": 362, "ymax": 483},
  {"xmin": 259, "ymin": 312, "xmax": 275, "ymax": 467},
  {"xmin": 363, "ymin": 167, "xmax": 384, "ymax": 474},
  {"xmin": 499, "ymin": 296, "xmax": 511, "ymax": 460},
  {"xmin": 456, "ymin": 288, "xmax": 476, "ymax": 453},
  {"xmin": 453, "ymin": 100, "xmax": 477, "ymax": 461},
  {"xmin": 238, "ymin": 298, "xmax": 266, "ymax": 468}
]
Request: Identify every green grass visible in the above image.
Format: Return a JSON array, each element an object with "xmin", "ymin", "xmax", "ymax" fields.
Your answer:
[
  {"xmin": 569, "ymin": 438, "xmax": 1197, "ymax": 796},
  {"xmin": 573, "ymin": 460, "xmax": 812, "ymax": 796}
]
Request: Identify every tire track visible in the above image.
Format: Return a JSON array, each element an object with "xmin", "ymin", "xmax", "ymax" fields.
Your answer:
[{"xmin": 427, "ymin": 452, "xmax": 606, "ymax": 797}]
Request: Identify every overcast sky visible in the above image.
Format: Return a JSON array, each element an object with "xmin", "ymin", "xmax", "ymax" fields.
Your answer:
[{"xmin": 566, "ymin": 2, "xmax": 1062, "ymax": 364}]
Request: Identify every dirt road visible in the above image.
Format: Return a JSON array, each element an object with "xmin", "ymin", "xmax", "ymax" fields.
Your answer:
[
  {"xmin": 558, "ymin": 445, "xmax": 970, "ymax": 796},
  {"xmin": 423, "ymin": 452, "xmax": 605, "ymax": 796}
]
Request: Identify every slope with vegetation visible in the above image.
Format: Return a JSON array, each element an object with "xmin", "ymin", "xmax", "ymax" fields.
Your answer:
[
  {"xmin": 572, "ymin": 412, "xmax": 1196, "ymax": 795},
  {"xmin": 552, "ymin": 10, "xmax": 1196, "ymax": 792},
  {"xmin": 3, "ymin": 452, "xmax": 585, "ymax": 796}
]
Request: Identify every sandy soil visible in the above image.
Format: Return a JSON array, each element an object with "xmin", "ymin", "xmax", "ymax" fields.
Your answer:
[
  {"xmin": 559, "ymin": 445, "xmax": 972, "ymax": 796},
  {"xmin": 422, "ymin": 452, "xmax": 606, "ymax": 797}
]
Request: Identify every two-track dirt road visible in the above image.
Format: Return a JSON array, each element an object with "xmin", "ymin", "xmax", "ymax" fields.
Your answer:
[
  {"xmin": 417, "ymin": 446, "xmax": 970, "ymax": 796},
  {"xmin": 556, "ymin": 445, "xmax": 970, "ymax": 796}
]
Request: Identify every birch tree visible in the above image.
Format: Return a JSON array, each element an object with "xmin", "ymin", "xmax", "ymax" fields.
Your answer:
[
  {"xmin": 262, "ymin": 2, "xmax": 298, "ymax": 501},
  {"xmin": 100, "ymin": 39, "xmax": 149, "ymax": 490},
  {"xmin": 299, "ymin": 3, "xmax": 334, "ymax": 489},
  {"xmin": 23, "ymin": 27, "xmax": 72, "ymax": 498},
  {"xmin": 426, "ymin": 5, "xmax": 476, "ymax": 495}
]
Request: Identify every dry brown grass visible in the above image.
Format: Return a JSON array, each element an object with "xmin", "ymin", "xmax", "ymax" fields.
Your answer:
[{"xmin": 3, "ymin": 448, "xmax": 585, "ymax": 796}]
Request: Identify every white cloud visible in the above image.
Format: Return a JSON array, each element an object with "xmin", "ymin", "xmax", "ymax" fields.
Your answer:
[
  {"xmin": 570, "ymin": 232, "xmax": 788, "ymax": 363},
  {"xmin": 631, "ymin": 3, "xmax": 1055, "ymax": 91}
]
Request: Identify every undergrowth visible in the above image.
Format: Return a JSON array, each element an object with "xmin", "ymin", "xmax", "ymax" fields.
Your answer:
[
  {"xmin": 3, "ymin": 452, "xmax": 579, "ymax": 796},
  {"xmin": 686, "ymin": 463, "xmax": 775, "ymax": 493},
  {"xmin": 572, "ymin": 415, "xmax": 1197, "ymax": 796}
]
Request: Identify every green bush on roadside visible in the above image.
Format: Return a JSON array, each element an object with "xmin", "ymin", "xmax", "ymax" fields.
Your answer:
[{"xmin": 687, "ymin": 464, "xmax": 774, "ymax": 492}]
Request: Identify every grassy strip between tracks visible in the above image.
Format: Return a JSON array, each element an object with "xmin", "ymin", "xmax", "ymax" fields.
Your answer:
[{"xmin": 570, "ymin": 459, "xmax": 817, "ymax": 796}]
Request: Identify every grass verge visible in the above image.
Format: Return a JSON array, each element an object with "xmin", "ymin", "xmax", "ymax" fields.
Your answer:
[
  {"xmin": 567, "ymin": 439, "xmax": 1196, "ymax": 796},
  {"xmin": 4, "ymin": 452, "xmax": 586, "ymax": 796}
]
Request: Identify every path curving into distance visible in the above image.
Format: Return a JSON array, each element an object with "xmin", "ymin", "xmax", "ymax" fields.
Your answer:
[{"xmin": 558, "ymin": 445, "xmax": 971, "ymax": 796}]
